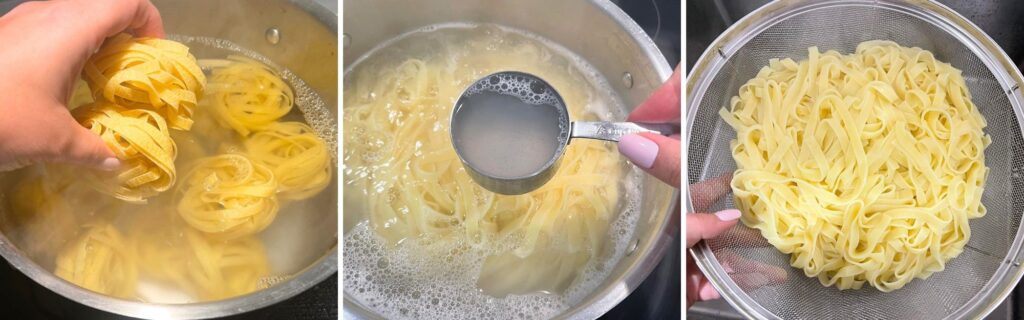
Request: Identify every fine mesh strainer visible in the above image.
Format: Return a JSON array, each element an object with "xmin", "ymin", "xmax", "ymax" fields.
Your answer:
[{"xmin": 686, "ymin": 0, "xmax": 1024, "ymax": 319}]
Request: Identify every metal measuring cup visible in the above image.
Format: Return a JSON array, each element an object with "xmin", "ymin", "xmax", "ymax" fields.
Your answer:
[{"xmin": 450, "ymin": 71, "xmax": 674, "ymax": 195}]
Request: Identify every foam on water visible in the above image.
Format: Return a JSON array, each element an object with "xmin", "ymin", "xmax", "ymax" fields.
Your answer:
[
  {"xmin": 344, "ymin": 24, "xmax": 643, "ymax": 319},
  {"xmin": 344, "ymin": 167, "xmax": 642, "ymax": 319},
  {"xmin": 465, "ymin": 73, "xmax": 564, "ymax": 109}
]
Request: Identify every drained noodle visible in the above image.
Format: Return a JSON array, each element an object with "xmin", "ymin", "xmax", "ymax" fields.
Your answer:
[{"xmin": 721, "ymin": 41, "xmax": 990, "ymax": 292}]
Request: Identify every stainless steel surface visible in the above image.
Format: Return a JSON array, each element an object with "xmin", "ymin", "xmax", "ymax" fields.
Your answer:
[
  {"xmin": 0, "ymin": 0, "xmax": 339, "ymax": 319},
  {"xmin": 342, "ymin": 0, "xmax": 676, "ymax": 318},
  {"xmin": 570, "ymin": 122, "xmax": 673, "ymax": 142},
  {"xmin": 686, "ymin": 0, "xmax": 1024, "ymax": 319},
  {"xmin": 451, "ymin": 71, "xmax": 673, "ymax": 195}
]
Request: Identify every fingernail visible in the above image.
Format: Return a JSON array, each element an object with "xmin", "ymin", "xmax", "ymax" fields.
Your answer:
[
  {"xmin": 618, "ymin": 134, "xmax": 658, "ymax": 169},
  {"xmin": 699, "ymin": 285, "xmax": 721, "ymax": 300},
  {"xmin": 722, "ymin": 262, "xmax": 735, "ymax": 273},
  {"xmin": 99, "ymin": 157, "xmax": 121, "ymax": 171},
  {"xmin": 714, "ymin": 209, "xmax": 742, "ymax": 221}
]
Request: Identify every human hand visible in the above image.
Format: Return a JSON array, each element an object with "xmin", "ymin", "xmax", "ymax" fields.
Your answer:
[
  {"xmin": 618, "ymin": 64, "xmax": 681, "ymax": 188},
  {"xmin": 0, "ymin": 0, "xmax": 164, "ymax": 171},
  {"xmin": 686, "ymin": 174, "xmax": 787, "ymax": 307}
]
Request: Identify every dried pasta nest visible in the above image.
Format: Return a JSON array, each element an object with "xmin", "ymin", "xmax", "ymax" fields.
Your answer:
[
  {"xmin": 177, "ymin": 154, "xmax": 279, "ymax": 239},
  {"xmin": 201, "ymin": 56, "xmax": 294, "ymax": 136},
  {"xmin": 83, "ymin": 34, "xmax": 206, "ymax": 130},
  {"xmin": 74, "ymin": 102, "xmax": 177, "ymax": 203},
  {"xmin": 245, "ymin": 121, "xmax": 331, "ymax": 200},
  {"xmin": 134, "ymin": 218, "xmax": 271, "ymax": 300},
  {"xmin": 55, "ymin": 224, "xmax": 138, "ymax": 298}
]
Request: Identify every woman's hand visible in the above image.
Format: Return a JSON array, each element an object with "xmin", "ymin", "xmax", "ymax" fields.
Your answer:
[
  {"xmin": 618, "ymin": 65, "xmax": 681, "ymax": 188},
  {"xmin": 686, "ymin": 174, "xmax": 787, "ymax": 307},
  {"xmin": 0, "ymin": 0, "xmax": 163, "ymax": 171}
]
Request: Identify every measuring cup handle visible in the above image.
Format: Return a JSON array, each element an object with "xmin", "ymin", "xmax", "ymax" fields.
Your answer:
[{"xmin": 570, "ymin": 122, "xmax": 675, "ymax": 142}]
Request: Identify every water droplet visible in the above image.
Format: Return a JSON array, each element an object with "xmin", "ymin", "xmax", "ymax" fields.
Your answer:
[{"xmin": 265, "ymin": 28, "xmax": 281, "ymax": 45}]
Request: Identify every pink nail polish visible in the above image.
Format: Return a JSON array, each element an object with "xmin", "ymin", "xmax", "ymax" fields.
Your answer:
[
  {"xmin": 700, "ymin": 285, "xmax": 721, "ymax": 300},
  {"xmin": 715, "ymin": 209, "xmax": 741, "ymax": 221},
  {"xmin": 100, "ymin": 157, "xmax": 121, "ymax": 171},
  {"xmin": 617, "ymin": 134, "xmax": 658, "ymax": 169},
  {"xmin": 722, "ymin": 262, "xmax": 735, "ymax": 273}
]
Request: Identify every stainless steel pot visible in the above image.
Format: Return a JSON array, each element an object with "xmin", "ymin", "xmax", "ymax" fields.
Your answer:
[
  {"xmin": 0, "ymin": 0, "xmax": 338, "ymax": 318},
  {"xmin": 342, "ymin": 0, "xmax": 677, "ymax": 318}
]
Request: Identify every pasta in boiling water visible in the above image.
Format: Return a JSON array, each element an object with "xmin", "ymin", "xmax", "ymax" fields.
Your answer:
[
  {"xmin": 7, "ymin": 170, "xmax": 78, "ymax": 262},
  {"xmin": 133, "ymin": 213, "xmax": 196, "ymax": 294},
  {"xmin": 83, "ymin": 34, "xmax": 206, "ymax": 130},
  {"xmin": 720, "ymin": 41, "xmax": 990, "ymax": 292},
  {"xmin": 1, "ymin": 34, "xmax": 333, "ymax": 303},
  {"xmin": 74, "ymin": 102, "xmax": 177, "ymax": 203},
  {"xmin": 177, "ymin": 154, "xmax": 279, "ymax": 240},
  {"xmin": 245, "ymin": 122, "xmax": 331, "ymax": 200},
  {"xmin": 201, "ymin": 56, "xmax": 294, "ymax": 136},
  {"xmin": 183, "ymin": 229, "xmax": 271, "ymax": 300},
  {"xmin": 55, "ymin": 224, "xmax": 138, "ymax": 298},
  {"xmin": 134, "ymin": 219, "xmax": 270, "ymax": 300},
  {"xmin": 344, "ymin": 27, "xmax": 623, "ymax": 298}
]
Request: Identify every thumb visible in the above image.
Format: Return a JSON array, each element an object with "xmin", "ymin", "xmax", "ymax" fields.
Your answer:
[
  {"xmin": 55, "ymin": 125, "xmax": 121, "ymax": 171},
  {"xmin": 618, "ymin": 132, "xmax": 680, "ymax": 187},
  {"xmin": 686, "ymin": 209, "xmax": 742, "ymax": 247}
]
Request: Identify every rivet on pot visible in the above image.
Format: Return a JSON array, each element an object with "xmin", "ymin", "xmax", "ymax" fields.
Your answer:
[
  {"xmin": 622, "ymin": 72, "xmax": 633, "ymax": 89},
  {"xmin": 625, "ymin": 238, "xmax": 638, "ymax": 256},
  {"xmin": 343, "ymin": 33, "xmax": 352, "ymax": 49},
  {"xmin": 266, "ymin": 28, "xmax": 281, "ymax": 45}
]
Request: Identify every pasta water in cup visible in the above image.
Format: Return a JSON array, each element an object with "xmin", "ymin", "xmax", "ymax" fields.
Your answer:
[{"xmin": 450, "ymin": 71, "xmax": 673, "ymax": 195}]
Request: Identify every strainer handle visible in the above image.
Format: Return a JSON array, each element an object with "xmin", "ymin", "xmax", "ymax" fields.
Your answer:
[{"xmin": 570, "ymin": 121, "xmax": 675, "ymax": 142}]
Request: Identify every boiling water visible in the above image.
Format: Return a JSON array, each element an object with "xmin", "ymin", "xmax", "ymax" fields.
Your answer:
[
  {"xmin": 0, "ymin": 35, "xmax": 338, "ymax": 303},
  {"xmin": 343, "ymin": 24, "xmax": 643, "ymax": 319},
  {"xmin": 452, "ymin": 73, "xmax": 567, "ymax": 179}
]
